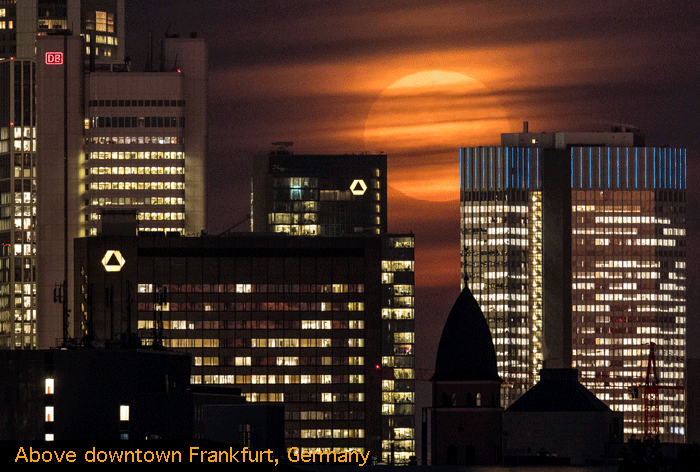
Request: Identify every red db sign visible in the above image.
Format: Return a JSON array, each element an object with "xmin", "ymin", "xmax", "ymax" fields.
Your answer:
[{"xmin": 45, "ymin": 52, "xmax": 64, "ymax": 65}]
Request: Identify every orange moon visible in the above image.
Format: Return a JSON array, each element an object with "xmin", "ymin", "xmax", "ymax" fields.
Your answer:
[{"xmin": 364, "ymin": 70, "xmax": 510, "ymax": 201}]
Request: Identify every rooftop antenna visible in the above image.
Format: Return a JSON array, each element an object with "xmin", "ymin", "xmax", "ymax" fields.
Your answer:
[
  {"xmin": 145, "ymin": 31, "xmax": 153, "ymax": 72},
  {"xmin": 271, "ymin": 141, "xmax": 293, "ymax": 154}
]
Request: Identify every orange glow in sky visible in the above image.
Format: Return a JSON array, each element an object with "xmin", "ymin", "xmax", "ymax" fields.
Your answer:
[
  {"xmin": 134, "ymin": 0, "xmax": 700, "ymax": 361},
  {"xmin": 364, "ymin": 70, "xmax": 510, "ymax": 201}
]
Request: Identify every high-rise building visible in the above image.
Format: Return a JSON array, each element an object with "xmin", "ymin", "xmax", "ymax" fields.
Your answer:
[
  {"xmin": 34, "ymin": 32, "xmax": 206, "ymax": 348},
  {"xmin": 1, "ymin": 0, "xmax": 124, "ymax": 61},
  {"xmin": 73, "ymin": 231, "xmax": 402, "ymax": 457},
  {"xmin": 379, "ymin": 234, "xmax": 415, "ymax": 464},
  {"xmin": 251, "ymin": 151, "xmax": 415, "ymax": 463},
  {"xmin": 251, "ymin": 150, "xmax": 387, "ymax": 236},
  {"xmin": 0, "ymin": 0, "xmax": 125, "ymax": 349},
  {"xmin": 460, "ymin": 128, "xmax": 686, "ymax": 442}
]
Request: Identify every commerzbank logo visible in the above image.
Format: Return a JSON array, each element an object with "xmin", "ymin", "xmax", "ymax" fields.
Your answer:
[
  {"xmin": 350, "ymin": 179, "xmax": 367, "ymax": 195},
  {"xmin": 102, "ymin": 250, "xmax": 125, "ymax": 272}
]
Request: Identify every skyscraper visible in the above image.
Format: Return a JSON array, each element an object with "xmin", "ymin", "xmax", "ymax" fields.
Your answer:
[
  {"xmin": 0, "ymin": 0, "xmax": 125, "ymax": 349},
  {"xmin": 251, "ymin": 150, "xmax": 415, "ymax": 463},
  {"xmin": 34, "ymin": 32, "xmax": 206, "ymax": 348},
  {"xmin": 460, "ymin": 128, "xmax": 686, "ymax": 442},
  {"xmin": 251, "ymin": 150, "xmax": 387, "ymax": 236}
]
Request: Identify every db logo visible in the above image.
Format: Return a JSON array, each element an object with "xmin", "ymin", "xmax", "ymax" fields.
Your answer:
[{"xmin": 45, "ymin": 52, "xmax": 64, "ymax": 65}]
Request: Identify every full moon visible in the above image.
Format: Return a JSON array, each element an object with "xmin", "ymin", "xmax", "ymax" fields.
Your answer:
[{"xmin": 364, "ymin": 70, "xmax": 510, "ymax": 201}]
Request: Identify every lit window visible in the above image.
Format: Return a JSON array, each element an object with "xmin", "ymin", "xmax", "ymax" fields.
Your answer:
[
  {"xmin": 45, "ymin": 406, "xmax": 54, "ymax": 422},
  {"xmin": 120, "ymin": 404, "xmax": 129, "ymax": 421},
  {"xmin": 45, "ymin": 434, "xmax": 54, "ymax": 442},
  {"xmin": 45, "ymin": 378, "xmax": 54, "ymax": 395},
  {"xmin": 96, "ymin": 11, "xmax": 107, "ymax": 32}
]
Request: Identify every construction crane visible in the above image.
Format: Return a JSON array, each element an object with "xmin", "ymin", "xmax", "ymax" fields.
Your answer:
[
  {"xmin": 644, "ymin": 342, "xmax": 660, "ymax": 439},
  {"xmin": 641, "ymin": 341, "xmax": 685, "ymax": 440},
  {"xmin": 217, "ymin": 214, "xmax": 251, "ymax": 236},
  {"xmin": 576, "ymin": 341, "xmax": 684, "ymax": 440}
]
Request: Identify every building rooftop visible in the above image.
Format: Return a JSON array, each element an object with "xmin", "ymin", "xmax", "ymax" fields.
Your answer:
[
  {"xmin": 432, "ymin": 279, "xmax": 501, "ymax": 382},
  {"xmin": 506, "ymin": 368, "xmax": 614, "ymax": 412}
]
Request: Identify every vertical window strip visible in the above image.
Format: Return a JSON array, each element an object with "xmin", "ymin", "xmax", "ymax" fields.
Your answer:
[
  {"xmin": 460, "ymin": 148, "xmax": 464, "ymax": 190},
  {"xmin": 490, "ymin": 147, "xmax": 494, "ymax": 190},
  {"xmin": 571, "ymin": 151, "xmax": 574, "ymax": 189},
  {"xmin": 506, "ymin": 149, "xmax": 510, "ymax": 189},
  {"xmin": 644, "ymin": 148, "xmax": 647, "ymax": 189},
  {"xmin": 526, "ymin": 148, "xmax": 530, "ymax": 189},
  {"xmin": 498, "ymin": 148, "xmax": 502, "ymax": 189}
]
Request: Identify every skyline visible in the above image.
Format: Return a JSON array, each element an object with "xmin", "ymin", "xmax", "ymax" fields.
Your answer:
[{"xmin": 123, "ymin": 0, "xmax": 700, "ymax": 368}]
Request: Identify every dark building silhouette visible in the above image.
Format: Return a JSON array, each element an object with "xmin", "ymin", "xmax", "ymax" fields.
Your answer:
[
  {"xmin": 502, "ymin": 368, "xmax": 623, "ymax": 465},
  {"xmin": 430, "ymin": 279, "xmax": 502, "ymax": 465},
  {"xmin": 0, "ymin": 347, "xmax": 284, "ymax": 448}
]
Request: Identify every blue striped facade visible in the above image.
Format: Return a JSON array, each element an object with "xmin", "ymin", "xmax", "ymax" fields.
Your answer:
[{"xmin": 460, "ymin": 147, "xmax": 687, "ymax": 191}]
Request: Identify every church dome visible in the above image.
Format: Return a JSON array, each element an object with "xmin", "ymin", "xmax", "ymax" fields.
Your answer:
[{"xmin": 433, "ymin": 280, "xmax": 501, "ymax": 382}]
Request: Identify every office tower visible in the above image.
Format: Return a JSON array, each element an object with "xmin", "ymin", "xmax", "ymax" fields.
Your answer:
[
  {"xmin": 251, "ymin": 150, "xmax": 387, "ymax": 236},
  {"xmin": 0, "ymin": 0, "xmax": 124, "ymax": 349},
  {"xmin": 379, "ymin": 234, "xmax": 415, "ymax": 464},
  {"xmin": 34, "ymin": 32, "xmax": 206, "ymax": 348},
  {"xmin": 1, "ymin": 0, "xmax": 124, "ymax": 61},
  {"xmin": 74, "ymin": 232, "xmax": 389, "ymax": 455},
  {"xmin": 460, "ymin": 128, "xmax": 686, "ymax": 442},
  {"xmin": 252, "ymin": 151, "xmax": 415, "ymax": 462}
]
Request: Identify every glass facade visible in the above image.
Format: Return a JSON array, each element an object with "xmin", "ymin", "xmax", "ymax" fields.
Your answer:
[
  {"xmin": 252, "ymin": 153, "xmax": 387, "ymax": 237},
  {"xmin": 461, "ymin": 143, "xmax": 686, "ymax": 442},
  {"xmin": 460, "ymin": 147, "xmax": 542, "ymax": 406},
  {"xmin": 0, "ymin": 60, "xmax": 37, "ymax": 349},
  {"xmin": 0, "ymin": 2, "xmax": 16, "ymax": 58},
  {"xmin": 380, "ymin": 235, "xmax": 415, "ymax": 464},
  {"xmin": 0, "ymin": 1, "xmax": 122, "ymax": 61},
  {"xmin": 0, "ymin": 1, "xmax": 124, "ymax": 348}
]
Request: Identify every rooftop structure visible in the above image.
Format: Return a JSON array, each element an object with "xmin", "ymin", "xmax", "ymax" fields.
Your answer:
[
  {"xmin": 430, "ymin": 281, "xmax": 502, "ymax": 465},
  {"xmin": 251, "ymin": 150, "xmax": 387, "ymax": 236}
]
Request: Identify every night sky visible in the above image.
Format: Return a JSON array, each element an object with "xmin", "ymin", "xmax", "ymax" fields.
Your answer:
[{"xmin": 124, "ymin": 1, "xmax": 700, "ymax": 372}]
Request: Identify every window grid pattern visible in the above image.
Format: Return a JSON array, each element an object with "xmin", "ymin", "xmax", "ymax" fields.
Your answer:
[
  {"xmin": 572, "ymin": 189, "xmax": 686, "ymax": 442},
  {"xmin": 112, "ymin": 265, "xmax": 376, "ymax": 453},
  {"xmin": 380, "ymin": 236, "xmax": 415, "ymax": 465},
  {"xmin": 460, "ymin": 146, "xmax": 686, "ymax": 443},
  {"xmin": 0, "ymin": 61, "xmax": 36, "ymax": 350}
]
